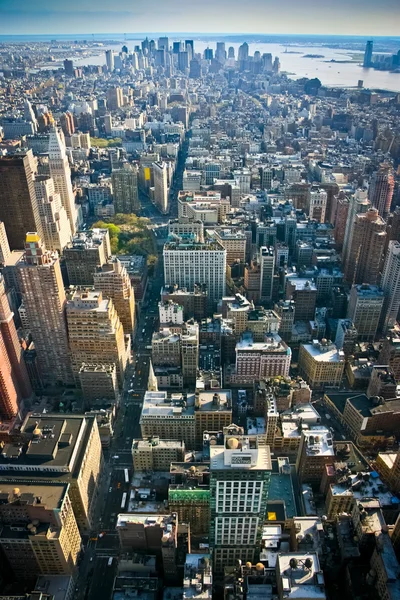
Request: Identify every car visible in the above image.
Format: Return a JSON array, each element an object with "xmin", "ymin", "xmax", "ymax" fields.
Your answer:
[
  {"xmin": 109, "ymin": 487, "xmax": 112, "ymax": 493},
  {"xmin": 90, "ymin": 557, "xmax": 94, "ymax": 562},
  {"xmin": 117, "ymin": 483, "xmax": 121, "ymax": 489},
  {"xmin": 112, "ymin": 455, "xmax": 119, "ymax": 459}
]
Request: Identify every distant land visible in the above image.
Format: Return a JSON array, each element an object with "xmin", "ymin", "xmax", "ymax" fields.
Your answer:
[{"xmin": 1, "ymin": 32, "xmax": 400, "ymax": 53}]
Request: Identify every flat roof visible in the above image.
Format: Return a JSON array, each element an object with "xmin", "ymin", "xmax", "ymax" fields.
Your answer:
[
  {"xmin": 277, "ymin": 553, "xmax": 325, "ymax": 599},
  {"xmin": 197, "ymin": 390, "xmax": 231, "ymax": 412},
  {"xmin": 0, "ymin": 481, "xmax": 67, "ymax": 510}
]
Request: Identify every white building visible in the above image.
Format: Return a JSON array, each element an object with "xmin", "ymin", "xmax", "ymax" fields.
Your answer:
[
  {"xmin": 159, "ymin": 300, "xmax": 184, "ymax": 326},
  {"xmin": 34, "ymin": 176, "xmax": 72, "ymax": 253},
  {"xmin": 380, "ymin": 241, "xmax": 400, "ymax": 333},
  {"xmin": 309, "ymin": 187, "xmax": 327, "ymax": 223},
  {"xmin": 48, "ymin": 128, "xmax": 79, "ymax": 234},
  {"xmin": 163, "ymin": 236, "xmax": 226, "ymax": 308}
]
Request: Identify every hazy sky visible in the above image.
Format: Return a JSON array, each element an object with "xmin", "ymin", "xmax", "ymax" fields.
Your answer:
[{"xmin": 1, "ymin": 0, "xmax": 400, "ymax": 36}]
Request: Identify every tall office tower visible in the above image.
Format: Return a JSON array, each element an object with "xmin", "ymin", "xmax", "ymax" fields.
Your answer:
[
  {"xmin": 0, "ymin": 413, "xmax": 102, "ymax": 531},
  {"xmin": 260, "ymin": 246, "xmax": 275, "ymax": 302},
  {"xmin": 93, "ymin": 257, "xmax": 135, "ymax": 335},
  {"xmin": 112, "ymin": 164, "xmax": 139, "ymax": 213},
  {"xmin": 16, "ymin": 233, "xmax": 74, "ymax": 385},
  {"xmin": 216, "ymin": 42, "xmax": 226, "ymax": 63},
  {"xmin": 173, "ymin": 41, "xmax": 183, "ymax": 53},
  {"xmin": 369, "ymin": 164, "xmax": 395, "ymax": 217},
  {"xmin": 342, "ymin": 188, "xmax": 370, "ymax": 266},
  {"xmin": 344, "ymin": 208, "xmax": 386, "ymax": 285},
  {"xmin": 363, "ymin": 40, "xmax": 373, "ymax": 67},
  {"xmin": 63, "ymin": 58, "xmax": 74, "ymax": 75},
  {"xmin": 210, "ymin": 428, "xmax": 271, "ymax": 572},
  {"xmin": 238, "ymin": 42, "xmax": 249, "ymax": 61},
  {"xmin": 164, "ymin": 235, "xmax": 226, "ymax": 309},
  {"xmin": 0, "ymin": 480, "xmax": 81, "ymax": 583},
  {"xmin": 178, "ymin": 51, "xmax": 189, "ymax": 72},
  {"xmin": 0, "ymin": 274, "xmax": 32, "ymax": 405},
  {"xmin": 153, "ymin": 161, "xmax": 169, "ymax": 214},
  {"xmin": 155, "ymin": 48, "xmax": 166, "ymax": 67},
  {"xmin": 64, "ymin": 229, "xmax": 111, "ymax": 286},
  {"xmin": 105, "ymin": 49, "xmax": 114, "ymax": 71},
  {"xmin": 379, "ymin": 241, "xmax": 400, "ymax": 333},
  {"xmin": 204, "ymin": 48, "xmax": 213, "ymax": 60},
  {"xmin": 60, "ymin": 111, "xmax": 75, "ymax": 136},
  {"xmin": 185, "ymin": 40, "xmax": 194, "ymax": 59},
  {"xmin": 34, "ymin": 176, "xmax": 72, "ymax": 252},
  {"xmin": 158, "ymin": 36, "xmax": 169, "ymax": 50},
  {"xmin": 0, "ymin": 222, "xmax": 10, "ymax": 266},
  {"xmin": 67, "ymin": 289, "xmax": 129, "ymax": 386},
  {"xmin": 23, "ymin": 99, "xmax": 37, "ymax": 128},
  {"xmin": 189, "ymin": 59, "xmax": 202, "ymax": 78},
  {"xmin": 0, "ymin": 151, "xmax": 43, "ymax": 250},
  {"xmin": 48, "ymin": 128, "xmax": 78, "ymax": 235},
  {"xmin": 347, "ymin": 284, "xmax": 384, "ymax": 342},
  {"xmin": 309, "ymin": 187, "xmax": 327, "ymax": 222},
  {"xmin": 181, "ymin": 320, "xmax": 199, "ymax": 385},
  {"xmin": 106, "ymin": 86, "xmax": 123, "ymax": 111},
  {"xmin": 228, "ymin": 46, "xmax": 235, "ymax": 59}
]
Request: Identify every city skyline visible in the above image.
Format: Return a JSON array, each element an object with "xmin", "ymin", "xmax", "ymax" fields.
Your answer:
[{"xmin": 1, "ymin": 0, "xmax": 400, "ymax": 36}]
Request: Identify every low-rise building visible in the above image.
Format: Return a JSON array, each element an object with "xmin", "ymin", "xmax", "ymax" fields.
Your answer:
[
  {"xmin": 299, "ymin": 339, "xmax": 345, "ymax": 390},
  {"xmin": 132, "ymin": 437, "xmax": 185, "ymax": 471}
]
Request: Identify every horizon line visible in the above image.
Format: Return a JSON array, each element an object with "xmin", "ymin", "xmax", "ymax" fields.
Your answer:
[{"xmin": 1, "ymin": 32, "xmax": 400, "ymax": 39}]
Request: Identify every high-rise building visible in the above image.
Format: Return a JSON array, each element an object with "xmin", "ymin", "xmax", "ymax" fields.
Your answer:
[
  {"xmin": 194, "ymin": 390, "xmax": 232, "ymax": 448},
  {"xmin": 63, "ymin": 58, "xmax": 74, "ymax": 76},
  {"xmin": 34, "ymin": 175, "xmax": 72, "ymax": 252},
  {"xmin": 67, "ymin": 289, "xmax": 129, "ymax": 386},
  {"xmin": 0, "ymin": 274, "xmax": 32, "ymax": 416},
  {"xmin": 16, "ymin": 233, "xmax": 74, "ymax": 386},
  {"xmin": 169, "ymin": 463, "xmax": 210, "ymax": 534},
  {"xmin": 93, "ymin": 257, "xmax": 135, "ymax": 335},
  {"xmin": 228, "ymin": 46, "xmax": 235, "ymax": 59},
  {"xmin": 105, "ymin": 49, "xmax": 114, "ymax": 71},
  {"xmin": 0, "ymin": 413, "xmax": 102, "ymax": 531},
  {"xmin": 111, "ymin": 164, "xmax": 139, "ymax": 213},
  {"xmin": 238, "ymin": 42, "xmax": 249, "ymax": 61},
  {"xmin": 185, "ymin": 40, "xmax": 194, "ymax": 59},
  {"xmin": 298, "ymin": 340, "xmax": 345, "ymax": 390},
  {"xmin": 178, "ymin": 51, "xmax": 189, "ymax": 72},
  {"xmin": 64, "ymin": 229, "xmax": 111, "ymax": 286},
  {"xmin": 153, "ymin": 161, "xmax": 169, "ymax": 214},
  {"xmin": 215, "ymin": 42, "xmax": 226, "ymax": 63},
  {"xmin": 0, "ymin": 151, "xmax": 43, "ymax": 250},
  {"xmin": 48, "ymin": 128, "xmax": 79, "ymax": 234},
  {"xmin": 309, "ymin": 186, "xmax": 327, "ymax": 222},
  {"xmin": 210, "ymin": 428, "xmax": 271, "ymax": 572},
  {"xmin": 296, "ymin": 427, "xmax": 334, "ymax": 484},
  {"xmin": 363, "ymin": 40, "xmax": 373, "ymax": 67},
  {"xmin": 259, "ymin": 246, "xmax": 275, "ymax": 302},
  {"xmin": 0, "ymin": 480, "xmax": 81, "ymax": 583},
  {"xmin": 347, "ymin": 284, "xmax": 384, "ymax": 341},
  {"xmin": 342, "ymin": 188, "xmax": 370, "ymax": 267},
  {"xmin": 0, "ymin": 221, "xmax": 10, "ymax": 266},
  {"xmin": 164, "ymin": 235, "xmax": 226, "ymax": 308},
  {"xmin": 60, "ymin": 111, "xmax": 75, "ymax": 137},
  {"xmin": 369, "ymin": 164, "xmax": 395, "ymax": 217},
  {"xmin": 380, "ymin": 241, "xmax": 400, "ymax": 334},
  {"xmin": 158, "ymin": 36, "xmax": 169, "ymax": 50},
  {"xmin": 106, "ymin": 86, "xmax": 123, "ymax": 111},
  {"xmin": 344, "ymin": 208, "xmax": 386, "ymax": 285},
  {"xmin": 140, "ymin": 390, "xmax": 196, "ymax": 448},
  {"xmin": 181, "ymin": 320, "xmax": 199, "ymax": 385}
]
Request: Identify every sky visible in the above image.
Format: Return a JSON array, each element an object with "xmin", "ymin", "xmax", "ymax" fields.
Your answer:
[{"xmin": 1, "ymin": 0, "xmax": 400, "ymax": 36}]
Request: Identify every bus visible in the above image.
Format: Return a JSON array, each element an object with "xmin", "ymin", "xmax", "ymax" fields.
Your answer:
[
  {"xmin": 124, "ymin": 468, "xmax": 129, "ymax": 484},
  {"xmin": 107, "ymin": 557, "xmax": 113, "ymax": 567},
  {"xmin": 121, "ymin": 492, "xmax": 127, "ymax": 509}
]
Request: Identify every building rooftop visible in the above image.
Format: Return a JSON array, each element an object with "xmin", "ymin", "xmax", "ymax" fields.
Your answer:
[
  {"xmin": 0, "ymin": 414, "xmax": 91, "ymax": 474},
  {"xmin": 0, "ymin": 481, "xmax": 68, "ymax": 510},
  {"xmin": 277, "ymin": 553, "xmax": 325, "ymax": 599},
  {"xmin": 141, "ymin": 391, "xmax": 195, "ymax": 419},
  {"xmin": 196, "ymin": 390, "xmax": 232, "ymax": 412},
  {"xmin": 331, "ymin": 470, "xmax": 395, "ymax": 507},
  {"xmin": 302, "ymin": 428, "xmax": 334, "ymax": 457},
  {"xmin": 302, "ymin": 340, "xmax": 344, "ymax": 363},
  {"xmin": 237, "ymin": 334, "xmax": 290, "ymax": 355},
  {"xmin": 210, "ymin": 437, "xmax": 271, "ymax": 471}
]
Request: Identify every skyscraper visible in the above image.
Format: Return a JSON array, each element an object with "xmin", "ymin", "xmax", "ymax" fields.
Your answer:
[
  {"xmin": 380, "ymin": 241, "xmax": 400, "ymax": 333},
  {"xmin": 238, "ymin": 42, "xmax": 249, "ymax": 61},
  {"xmin": 210, "ymin": 427, "xmax": 271, "ymax": 572},
  {"xmin": 64, "ymin": 229, "xmax": 111, "ymax": 286},
  {"xmin": 105, "ymin": 49, "xmax": 114, "ymax": 71},
  {"xmin": 93, "ymin": 257, "xmax": 135, "ymax": 335},
  {"xmin": 363, "ymin": 40, "xmax": 373, "ymax": 67},
  {"xmin": 153, "ymin": 161, "xmax": 169, "ymax": 214},
  {"xmin": 16, "ymin": 233, "xmax": 74, "ymax": 385},
  {"xmin": 106, "ymin": 86, "xmax": 123, "ymax": 111},
  {"xmin": 34, "ymin": 175, "xmax": 72, "ymax": 252},
  {"xmin": 369, "ymin": 164, "xmax": 395, "ymax": 217},
  {"xmin": 216, "ymin": 42, "xmax": 226, "ymax": 63},
  {"xmin": 67, "ymin": 289, "xmax": 129, "ymax": 386},
  {"xmin": 0, "ymin": 152, "xmax": 43, "ymax": 249},
  {"xmin": 260, "ymin": 246, "xmax": 275, "ymax": 302},
  {"xmin": 112, "ymin": 164, "xmax": 140, "ymax": 213},
  {"xmin": 0, "ymin": 274, "xmax": 32, "ymax": 406},
  {"xmin": 0, "ymin": 221, "xmax": 10, "ymax": 266},
  {"xmin": 48, "ymin": 128, "xmax": 78, "ymax": 234},
  {"xmin": 164, "ymin": 235, "xmax": 226, "ymax": 308},
  {"xmin": 185, "ymin": 40, "xmax": 194, "ymax": 60},
  {"xmin": 64, "ymin": 58, "xmax": 74, "ymax": 76},
  {"xmin": 344, "ymin": 208, "xmax": 386, "ymax": 285},
  {"xmin": 342, "ymin": 188, "xmax": 370, "ymax": 266},
  {"xmin": 347, "ymin": 284, "xmax": 384, "ymax": 342}
]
